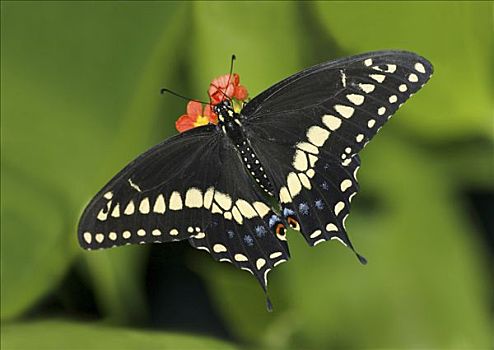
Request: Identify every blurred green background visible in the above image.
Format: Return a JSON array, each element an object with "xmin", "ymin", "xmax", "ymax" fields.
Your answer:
[{"xmin": 1, "ymin": 1, "xmax": 492, "ymax": 349}]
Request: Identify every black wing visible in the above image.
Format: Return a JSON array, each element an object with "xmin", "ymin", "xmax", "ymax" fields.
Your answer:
[
  {"xmin": 78, "ymin": 125, "xmax": 289, "ymax": 290},
  {"xmin": 242, "ymin": 51, "xmax": 433, "ymax": 256}
]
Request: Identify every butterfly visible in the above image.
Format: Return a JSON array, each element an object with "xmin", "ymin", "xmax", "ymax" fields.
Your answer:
[{"xmin": 78, "ymin": 51, "xmax": 433, "ymax": 309}]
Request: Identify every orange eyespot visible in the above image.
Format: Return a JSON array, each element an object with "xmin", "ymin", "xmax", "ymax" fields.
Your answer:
[
  {"xmin": 275, "ymin": 223, "xmax": 286, "ymax": 237},
  {"xmin": 287, "ymin": 216, "xmax": 300, "ymax": 231}
]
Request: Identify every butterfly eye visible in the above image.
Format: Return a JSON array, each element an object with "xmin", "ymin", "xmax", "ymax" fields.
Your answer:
[
  {"xmin": 287, "ymin": 216, "xmax": 300, "ymax": 231},
  {"xmin": 275, "ymin": 223, "xmax": 286, "ymax": 238}
]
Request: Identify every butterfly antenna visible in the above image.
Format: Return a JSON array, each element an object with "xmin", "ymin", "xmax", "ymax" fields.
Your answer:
[
  {"xmin": 223, "ymin": 54, "xmax": 236, "ymax": 100},
  {"xmin": 160, "ymin": 88, "xmax": 209, "ymax": 105},
  {"xmin": 226, "ymin": 54, "xmax": 236, "ymax": 87},
  {"xmin": 208, "ymin": 54, "xmax": 237, "ymax": 105}
]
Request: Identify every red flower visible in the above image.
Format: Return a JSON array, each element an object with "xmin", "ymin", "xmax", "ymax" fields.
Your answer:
[
  {"xmin": 208, "ymin": 73, "xmax": 248, "ymax": 104},
  {"xmin": 175, "ymin": 101, "xmax": 217, "ymax": 133},
  {"xmin": 174, "ymin": 73, "xmax": 249, "ymax": 133}
]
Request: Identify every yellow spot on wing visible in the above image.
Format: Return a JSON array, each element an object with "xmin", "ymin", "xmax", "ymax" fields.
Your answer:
[
  {"xmin": 253, "ymin": 201, "xmax": 270, "ymax": 217},
  {"xmin": 235, "ymin": 199, "xmax": 257, "ymax": 219},
  {"xmin": 185, "ymin": 188, "xmax": 203, "ymax": 208},
  {"xmin": 169, "ymin": 191, "xmax": 183, "ymax": 210},
  {"xmin": 153, "ymin": 194, "xmax": 166, "ymax": 213}
]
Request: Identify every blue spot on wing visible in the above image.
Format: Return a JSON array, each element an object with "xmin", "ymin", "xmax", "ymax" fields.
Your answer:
[
  {"xmin": 315, "ymin": 199, "xmax": 324, "ymax": 210},
  {"xmin": 244, "ymin": 234, "xmax": 254, "ymax": 246},
  {"xmin": 255, "ymin": 225, "xmax": 266, "ymax": 237},
  {"xmin": 283, "ymin": 207, "xmax": 295, "ymax": 217},
  {"xmin": 268, "ymin": 215, "xmax": 278, "ymax": 228},
  {"xmin": 299, "ymin": 202, "xmax": 310, "ymax": 215}
]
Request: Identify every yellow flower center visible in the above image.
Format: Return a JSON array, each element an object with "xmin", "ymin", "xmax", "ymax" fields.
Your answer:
[
  {"xmin": 233, "ymin": 99, "xmax": 243, "ymax": 113},
  {"xmin": 193, "ymin": 115, "xmax": 210, "ymax": 127}
]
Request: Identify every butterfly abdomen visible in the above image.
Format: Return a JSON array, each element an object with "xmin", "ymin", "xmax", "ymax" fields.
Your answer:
[{"xmin": 233, "ymin": 139, "xmax": 274, "ymax": 196}]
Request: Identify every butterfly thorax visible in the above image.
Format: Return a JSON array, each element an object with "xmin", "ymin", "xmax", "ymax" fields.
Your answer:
[
  {"xmin": 214, "ymin": 100, "xmax": 274, "ymax": 195},
  {"xmin": 214, "ymin": 100, "xmax": 243, "ymax": 138}
]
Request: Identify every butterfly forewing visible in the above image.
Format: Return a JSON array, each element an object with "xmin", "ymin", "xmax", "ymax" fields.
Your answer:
[
  {"xmin": 78, "ymin": 125, "xmax": 220, "ymax": 248},
  {"xmin": 242, "ymin": 51, "xmax": 433, "ymax": 253}
]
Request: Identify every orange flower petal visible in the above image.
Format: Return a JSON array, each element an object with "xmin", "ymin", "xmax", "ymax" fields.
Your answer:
[
  {"xmin": 175, "ymin": 114, "xmax": 196, "ymax": 133},
  {"xmin": 202, "ymin": 104, "xmax": 217, "ymax": 124},
  {"xmin": 210, "ymin": 86, "xmax": 235, "ymax": 104},
  {"xmin": 186, "ymin": 100, "xmax": 203, "ymax": 117},
  {"xmin": 207, "ymin": 86, "xmax": 221, "ymax": 104},
  {"xmin": 209, "ymin": 74, "xmax": 240, "ymax": 104},
  {"xmin": 231, "ymin": 73, "xmax": 240, "ymax": 86},
  {"xmin": 211, "ymin": 74, "xmax": 230, "ymax": 88},
  {"xmin": 234, "ymin": 85, "xmax": 248, "ymax": 100},
  {"xmin": 209, "ymin": 113, "xmax": 218, "ymax": 124},
  {"xmin": 203, "ymin": 104, "xmax": 213, "ymax": 117}
]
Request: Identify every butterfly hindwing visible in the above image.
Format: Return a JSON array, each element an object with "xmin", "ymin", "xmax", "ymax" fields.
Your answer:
[
  {"xmin": 242, "ymin": 51, "xmax": 433, "ymax": 254},
  {"xmin": 245, "ymin": 133, "xmax": 362, "ymax": 250},
  {"xmin": 187, "ymin": 137, "xmax": 289, "ymax": 289}
]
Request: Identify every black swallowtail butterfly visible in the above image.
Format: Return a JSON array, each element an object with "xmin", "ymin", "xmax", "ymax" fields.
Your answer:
[{"xmin": 78, "ymin": 51, "xmax": 433, "ymax": 309}]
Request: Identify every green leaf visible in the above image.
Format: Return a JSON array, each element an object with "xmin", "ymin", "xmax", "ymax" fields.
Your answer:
[
  {"xmin": 0, "ymin": 2, "xmax": 187, "ymax": 321},
  {"xmin": 1, "ymin": 167, "xmax": 72, "ymax": 320},
  {"xmin": 314, "ymin": 2, "xmax": 493, "ymax": 140},
  {"xmin": 1, "ymin": 320, "xmax": 237, "ymax": 350}
]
